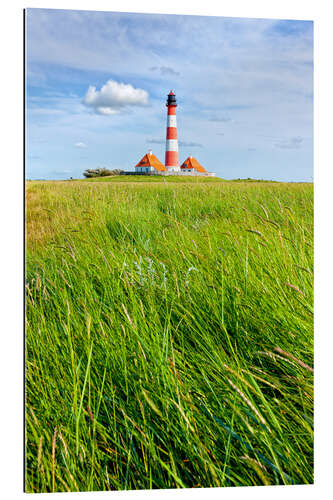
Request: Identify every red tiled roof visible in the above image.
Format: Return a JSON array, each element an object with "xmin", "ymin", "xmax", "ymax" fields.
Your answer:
[
  {"xmin": 136, "ymin": 153, "xmax": 167, "ymax": 171},
  {"xmin": 180, "ymin": 156, "xmax": 207, "ymax": 173}
]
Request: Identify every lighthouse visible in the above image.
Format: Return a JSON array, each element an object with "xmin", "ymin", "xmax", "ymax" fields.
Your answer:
[
  {"xmin": 124, "ymin": 91, "xmax": 216, "ymax": 177},
  {"xmin": 165, "ymin": 91, "xmax": 180, "ymax": 172}
]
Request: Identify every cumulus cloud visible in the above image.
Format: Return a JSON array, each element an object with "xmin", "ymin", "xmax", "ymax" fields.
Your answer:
[
  {"xmin": 150, "ymin": 66, "xmax": 180, "ymax": 76},
  {"xmin": 274, "ymin": 136, "xmax": 303, "ymax": 149},
  {"xmin": 83, "ymin": 79, "xmax": 149, "ymax": 115},
  {"xmin": 74, "ymin": 142, "xmax": 87, "ymax": 148}
]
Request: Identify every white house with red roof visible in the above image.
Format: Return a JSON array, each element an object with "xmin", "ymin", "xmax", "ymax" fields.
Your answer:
[{"xmin": 135, "ymin": 149, "xmax": 167, "ymax": 173}]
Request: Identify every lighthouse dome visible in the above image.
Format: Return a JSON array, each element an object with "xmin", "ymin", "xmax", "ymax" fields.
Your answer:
[{"xmin": 167, "ymin": 91, "xmax": 177, "ymax": 106}]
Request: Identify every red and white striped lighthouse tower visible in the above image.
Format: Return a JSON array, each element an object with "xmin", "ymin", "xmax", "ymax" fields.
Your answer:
[{"xmin": 165, "ymin": 91, "xmax": 180, "ymax": 172}]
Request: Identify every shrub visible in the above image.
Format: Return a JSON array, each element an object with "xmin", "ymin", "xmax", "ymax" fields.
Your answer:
[{"xmin": 83, "ymin": 167, "xmax": 124, "ymax": 178}]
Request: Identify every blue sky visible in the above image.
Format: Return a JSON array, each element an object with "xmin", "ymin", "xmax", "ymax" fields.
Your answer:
[{"xmin": 25, "ymin": 9, "xmax": 313, "ymax": 181}]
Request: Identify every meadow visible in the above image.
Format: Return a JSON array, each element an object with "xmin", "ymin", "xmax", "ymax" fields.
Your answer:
[{"xmin": 25, "ymin": 178, "xmax": 313, "ymax": 492}]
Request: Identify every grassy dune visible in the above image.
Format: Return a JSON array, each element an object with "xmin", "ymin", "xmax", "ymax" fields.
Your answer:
[
  {"xmin": 83, "ymin": 175, "xmax": 225, "ymax": 183},
  {"xmin": 25, "ymin": 179, "xmax": 313, "ymax": 492}
]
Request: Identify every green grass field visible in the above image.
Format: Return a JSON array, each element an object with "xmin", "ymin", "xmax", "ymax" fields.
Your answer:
[
  {"xmin": 25, "ymin": 178, "xmax": 313, "ymax": 492},
  {"xmin": 83, "ymin": 175, "xmax": 225, "ymax": 183}
]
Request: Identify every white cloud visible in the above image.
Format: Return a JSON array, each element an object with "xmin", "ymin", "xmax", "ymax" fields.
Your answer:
[
  {"xmin": 74, "ymin": 142, "xmax": 87, "ymax": 148},
  {"xmin": 83, "ymin": 79, "xmax": 149, "ymax": 115}
]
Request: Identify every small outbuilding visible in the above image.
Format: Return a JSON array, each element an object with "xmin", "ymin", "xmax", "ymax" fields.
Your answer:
[
  {"xmin": 135, "ymin": 149, "xmax": 166, "ymax": 173},
  {"xmin": 180, "ymin": 155, "xmax": 207, "ymax": 173}
]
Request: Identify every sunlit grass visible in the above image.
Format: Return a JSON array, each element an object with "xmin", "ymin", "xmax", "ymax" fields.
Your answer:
[{"xmin": 25, "ymin": 179, "xmax": 313, "ymax": 492}]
